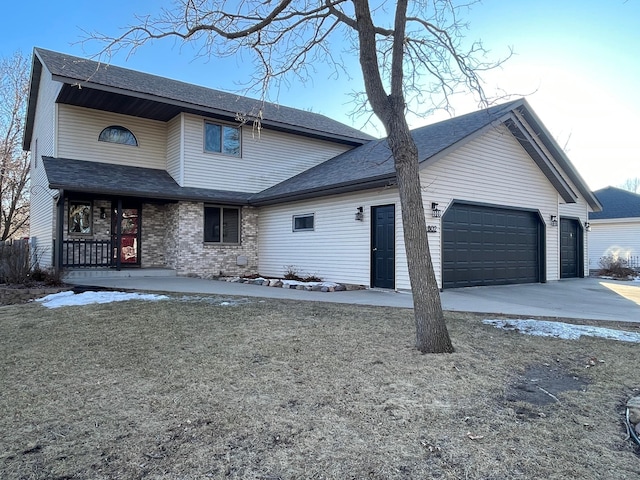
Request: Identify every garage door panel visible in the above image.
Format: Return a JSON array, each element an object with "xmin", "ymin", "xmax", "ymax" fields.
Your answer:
[{"xmin": 443, "ymin": 203, "xmax": 541, "ymax": 289}]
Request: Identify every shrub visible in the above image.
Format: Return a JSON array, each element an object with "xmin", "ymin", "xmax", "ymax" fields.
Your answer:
[
  {"xmin": 597, "ymin": 255, "xmax": 636, "ymax": 279},
  {"xmin": 282, "ymin": 265, "xmax": 322, "ymax": 282},
  {"xmin": 283, "ymin": 265, "xmax": 303, "ymax": 281},
  {"xmin": 0, "ymin": 241, "xmax": 31, "ymax": 284},
  {"xmin": 29, "ymin": 266, "xmax": 64, "ymax": 286},
  {"xmin": 0, "ymin": 241, "xmax": 64, "ymax": 286}
]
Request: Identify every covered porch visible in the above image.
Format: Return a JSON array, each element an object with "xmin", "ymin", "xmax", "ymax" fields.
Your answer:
[{"xmin": 43, "ymin": 157, "xmax": 256, "ymax": 277}]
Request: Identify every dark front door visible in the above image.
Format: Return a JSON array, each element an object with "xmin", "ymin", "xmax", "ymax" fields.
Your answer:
[
  {"xmin": 112, "ymin": 201, "xmax": 141, "ymax": 267},
  {"xmin": 442, "ymin": 203, "xmax": 543, "ymax": 289},
  {"xmin": 560, "ymin": 218, "xmax": 582, "ymax": 278},
  {"xmin": 371, "ymin": 205, "xmax": 395, "ymax": 289}
]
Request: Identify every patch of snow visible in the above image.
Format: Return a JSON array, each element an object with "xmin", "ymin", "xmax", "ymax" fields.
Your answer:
[
  {"xmin": 36, "ymin": 291, "xmax": 169, "ymax": 309},
  {"xmin": 483, "ymin": 318, "xmax": 640, "ymax": 343}
]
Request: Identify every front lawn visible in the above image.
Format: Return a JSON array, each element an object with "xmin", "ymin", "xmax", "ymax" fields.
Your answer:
[{"xmin": 1, "ymin": 295, "xmax": 638, "ymax": 479}]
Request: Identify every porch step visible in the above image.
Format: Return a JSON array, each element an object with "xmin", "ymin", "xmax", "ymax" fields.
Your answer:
[{"xmin": 63, "ymin": 268, "xmax": 177, "ymax": 280}]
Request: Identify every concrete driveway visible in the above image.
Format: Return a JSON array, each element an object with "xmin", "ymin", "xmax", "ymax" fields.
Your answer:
[{"xmin": 66, "ymin": 274, "xmax": 640, "ymax": 323}]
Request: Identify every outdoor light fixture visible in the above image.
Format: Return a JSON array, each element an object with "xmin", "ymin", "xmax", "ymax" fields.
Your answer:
[
  {"xmin": 550, "ymin": 214, "xmax": 558, "ymax": 227},
  {"xmin": 355, "ymin": 206, "xmax": 364, "ymax": 221},
  {"xmin": 431, "ymin": 202, "xmax": 442, "ymax": 218},
  {"xmin": 100, "ymin": 207, "xmax": 107, "ymax": 219},
  {"xmin": 584, "ymin": 221, "xmax": 591, "ymax": 232}
]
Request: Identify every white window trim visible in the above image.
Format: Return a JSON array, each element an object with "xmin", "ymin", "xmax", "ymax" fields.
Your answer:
[{"xmin": 292, "ymin": 213, "xmax": 315, "ymax": 232}]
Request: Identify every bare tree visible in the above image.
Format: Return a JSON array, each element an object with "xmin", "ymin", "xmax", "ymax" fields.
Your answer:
[
  {"xmin": 620, "ymin": 177, "xmax": 640, "ymax": 194},
  {"xmin": 0, "ymin": 51, "xmax": 30, "ymax": 241},
  {"xmin": 92, "ymin": 0, "xmax": 507, "ymax": 353}
]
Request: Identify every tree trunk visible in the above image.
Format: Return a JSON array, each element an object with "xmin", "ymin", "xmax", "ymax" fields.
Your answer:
[{"xmin": 386, "ymin": 107, "xmax": 454, "ymax": 354}]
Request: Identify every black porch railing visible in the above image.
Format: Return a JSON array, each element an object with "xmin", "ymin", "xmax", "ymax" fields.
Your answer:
[{"xmin": 62, "ymin": 239, "xmax": 112, "ymax": 268}]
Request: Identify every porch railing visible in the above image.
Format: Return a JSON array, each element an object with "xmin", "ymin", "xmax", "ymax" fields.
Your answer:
[{"xmin": 62, "ymin": 239, "xmax": 112, "ymax": 268}]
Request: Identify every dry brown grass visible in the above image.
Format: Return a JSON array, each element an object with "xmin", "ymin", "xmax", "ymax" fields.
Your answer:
[{"xmin": 0, "ymin": 295, "xmax": 638, "ymax": 479}]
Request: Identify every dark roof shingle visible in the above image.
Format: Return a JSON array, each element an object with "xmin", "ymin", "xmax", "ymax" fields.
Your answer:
[
  {"xmin": 34, "ymin": 48, "xmax": 373, "ymax": 143},
  {"xmin": 590, "ymin": 186, "xmax": 640, "ymax": 219},
  {"xmin": 43, "ymin": 156, "xmax": 253, "ymax": 205},
  {"xmin": 252, "ymin": 100, "xmax": 522, "ymax": 203}
]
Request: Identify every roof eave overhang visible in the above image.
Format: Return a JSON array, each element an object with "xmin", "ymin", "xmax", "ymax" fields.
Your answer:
[
  {"xmin": 588, "ymin": 216, "xmax": 640, "ymax": 223},
  {"xmin": 47, "ymin": 183, "xmax": 251, "ymax": 206},
  {"xmin": 514, "ymin": 104, "xmax": 603, "ymax": 212},
  {"xmin": 23, "ymin": 52, "xmax": 44, "ymax": 150},
  {"xmin": 250, "ymin": 175, "xmax": 397, "ymax": 206},
  {"xmin": 503, "ymin": 113, "xmax": 578, "ymax": 204},
  {"xmin": 51, "ymin": 73, "xmax": 371, "ymax": 146}
]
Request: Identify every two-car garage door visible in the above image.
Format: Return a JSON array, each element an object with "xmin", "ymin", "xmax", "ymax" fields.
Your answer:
[{"xmin": 442, "ymin": 203, "xmax": 543, "ymax": 289}]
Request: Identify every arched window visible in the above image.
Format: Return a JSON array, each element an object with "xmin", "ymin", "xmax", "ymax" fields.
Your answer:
[{"xmin": 98, "ymin": 125, "xmax": 138, "ymax": 146}]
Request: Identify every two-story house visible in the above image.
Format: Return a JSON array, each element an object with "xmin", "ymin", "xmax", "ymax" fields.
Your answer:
[{"xmin": 24, "ymin": 48, "xmax": 601, "ymax": 290}]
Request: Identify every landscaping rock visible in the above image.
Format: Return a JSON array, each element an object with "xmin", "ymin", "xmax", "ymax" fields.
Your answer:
[{"xmin": 335, "ymin": 284, "xmax": 346, "ymax": 292}]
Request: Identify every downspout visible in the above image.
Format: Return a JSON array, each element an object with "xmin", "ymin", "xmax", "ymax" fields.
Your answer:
[{"xmin": 55, "ymin": 189, "xmax": 65, "ymax": 275}]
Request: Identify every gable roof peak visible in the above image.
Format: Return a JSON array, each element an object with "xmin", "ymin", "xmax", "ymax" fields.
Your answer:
[{"xmin": 29, "ymin": 47, "xmax": 374, "ymax": 145}]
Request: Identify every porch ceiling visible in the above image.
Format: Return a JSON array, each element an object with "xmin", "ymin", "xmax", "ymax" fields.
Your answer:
[{"xmin": 42, "ymin": 157, "xmax": 253, "ymax": 205}]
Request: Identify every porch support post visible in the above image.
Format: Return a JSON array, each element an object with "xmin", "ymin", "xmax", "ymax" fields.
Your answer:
[
  {"xmin": 115, "ymin": 198, "xmax": 122, "ymax": 271},
  {"xmin": 55, "ymin": 189, "xmax": 65, "ymax": 274}
]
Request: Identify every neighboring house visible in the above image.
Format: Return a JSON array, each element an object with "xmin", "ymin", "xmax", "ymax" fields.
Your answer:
[
  {"xmin": 588, "ymin": 186, "xmax": 640, "ymax": 271},
  {"xmin": 24, "ymin": 48, "xmax": 601, "ymax": 290}
]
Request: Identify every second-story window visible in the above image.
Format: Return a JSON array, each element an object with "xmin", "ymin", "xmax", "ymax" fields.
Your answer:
[
  {"xmin": 98, "ymin": 125, "xmax": 138, "ymax": 146},
  {"xmin": 204, "ymin": 122, "xmax": 240, "ymax": 156}
]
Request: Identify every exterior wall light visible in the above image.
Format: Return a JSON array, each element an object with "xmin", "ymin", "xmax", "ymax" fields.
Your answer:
[
  {"xmin": 355, "ymin": 206, "xmax": 364, "ymax": 221},
  {"xmin": 584, "ymin": 221, "xmax": 591, "ymax": 232},
  {"xmin": 431, "ymin": 202, "xmax": 442, "ymax": 218},
  {"xmin": 100, "ymin": 207, "xmax": 107, "ymax": 219},
  {"xmin": 550, "ymin": 215, "xmax": 558, "ymax": 227}
]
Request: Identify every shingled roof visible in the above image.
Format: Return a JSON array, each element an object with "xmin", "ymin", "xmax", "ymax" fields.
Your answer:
[
  {"xmin": 24, "ymin": 48, "xmax": 374, "ymax": 150},
  {"xmin": 252, "ymin": 98, "xmax": 601, "ymax": 213},
  {"xmin": 590, "ymin": 186, "xmax": 640, "ymax": 220},
  {"xmin": 43, "ymin": 157, "xmax": 253, "ymax": 205}
]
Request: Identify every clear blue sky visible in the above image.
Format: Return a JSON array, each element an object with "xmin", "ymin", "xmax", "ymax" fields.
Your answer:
[{"xmin": 3, "ymin": 0, "xmax": 639, "ymax": 191}]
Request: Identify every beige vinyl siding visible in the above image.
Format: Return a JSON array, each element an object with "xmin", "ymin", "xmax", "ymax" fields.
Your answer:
[
  {"xmin": 258, "ymin": 189, "xmax": 408, "ymax": 288},
  {"xmin": 182, "ymin": 113, "xmax": 353, "ymax": 192},
  {"xmin": 422, "ymin": 124, "xmax": 560, "ymax": 284},
  {"xmin": 28, "ymin": 69, "xmax": 62, "ymax": 267},
  {"xmin": 588, "ymin": 219, "xmax": 640, "ymax": 271},
  {"xmin": 166, "ymin": 114, "xmax": 183, "ymax": 184},
  {"xmin": 260, "ymin": 124, "xmax": 573, "ymax": 290},
  {"xmin": 57, "ymin": 105, "xmax": 167, "ymax": 169}
]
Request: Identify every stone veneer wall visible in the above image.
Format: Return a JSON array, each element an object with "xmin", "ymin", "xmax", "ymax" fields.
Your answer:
[
  {"xmin": 165, "ymin": 202, "xmax": 259, "ymax": 277},
  {"xmin": 164, "ymin": 203, "xmax": 180, "ymax": 271},
  {"xmin": 140, "ymin": 203, "xmax": 167, "ymax": 268}
]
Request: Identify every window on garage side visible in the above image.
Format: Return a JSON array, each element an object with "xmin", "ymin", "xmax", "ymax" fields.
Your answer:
[
  {"xmin": 204, "ymin": 122, "xmax": 241, "ymax": 156},
  {"xmin": 293, "ymin": 213, "xmax": 314, "ymax": 232},
  {"xmin": 204, "ymin": 206, "xmax": 240, "ymax": 244}
]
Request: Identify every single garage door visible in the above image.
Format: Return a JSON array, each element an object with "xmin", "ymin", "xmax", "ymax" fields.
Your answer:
[{"xmin": 442, "ymin": 203, "xmax": 543, "ymax": 289}]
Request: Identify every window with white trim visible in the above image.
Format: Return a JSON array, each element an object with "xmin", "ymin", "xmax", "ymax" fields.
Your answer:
[{"xmin": 204, "ymin": 122, "xmax": 241, "ymax": 156}]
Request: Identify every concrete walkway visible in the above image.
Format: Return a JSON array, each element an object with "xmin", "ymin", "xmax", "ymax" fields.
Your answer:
[{"xmin": 65, "ymin": 274, "xmax": 640, "ymax": 323}]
